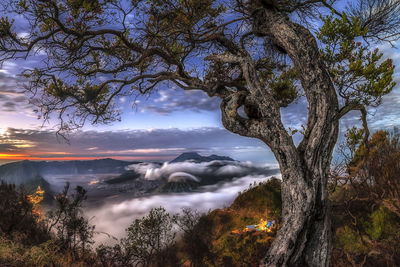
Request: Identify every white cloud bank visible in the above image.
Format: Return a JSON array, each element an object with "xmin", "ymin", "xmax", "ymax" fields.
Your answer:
[
  {"xmin": 85, "ymin": 174, "xmax": 281, "ymax": 245},
  {"xmin": 125, "ymin": 160, "xmax": 276, "ymax": 181}
]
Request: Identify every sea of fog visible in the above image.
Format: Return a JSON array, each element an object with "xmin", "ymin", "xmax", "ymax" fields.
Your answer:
[
  {"xmin": 85, "ymin": 172, "xmax": 280, "ymax": 245},
  {"xmin": 43, "ymin": 160, "xmax": 280, "ymax": 245}
]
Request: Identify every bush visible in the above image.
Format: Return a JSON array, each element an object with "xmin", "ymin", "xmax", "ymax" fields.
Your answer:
[
  {"xmin": 97, "ymin": 207, "xmax": 180, "ymax": 267},
  {"xmin": 46, "ymin": 182, "xmax": 95, "ymax": 254},
  {"xmin": 0, "ymin": 181, "xmax": 96, "ymax": 266},
  {"xmin": 336, "ymin": 226, "xmax": 368, "ymax": 254},
  {"xmin": 365, "ymin": 206, "xmax": 398, "ymax": 241},
  {"xmin": 0, "ymin": 181, "xmax": 49, "ymax": 245},
  {"xmin": 331, "ymin": 129, "xmax": 400, "ymax": 266},
  {"xmin": 232, "ymin": 177, "xmax": 281, "ymax": 218}
]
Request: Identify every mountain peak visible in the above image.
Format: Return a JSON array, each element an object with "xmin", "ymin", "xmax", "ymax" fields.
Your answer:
[{"xmin": 170, "ymin": 152, "xmax": 234, "ymax": 163}]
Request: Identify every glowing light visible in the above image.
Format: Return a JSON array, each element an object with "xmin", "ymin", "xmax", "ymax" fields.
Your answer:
[
  {"xmin": 0, "ymin": 154, "xmax": 168, "ymax": 161},
  {"xmin": 88, "ymin": 180, "xmax": 100, "ymax": 185},
  {"xmin": 0, "ymin": 153, "xmax": 25, "ymax": 158},
  {"xmin": 232, "ymin": 218, "xmax": 276, "ymax": 234},
  {"xmin": 0, "ymin": 138, "xmax": 37, "ymax": 148},
  {"xmin": 45, "ymin": 152, "xmax": 71, "ymax": 155},
  {"xmin": 0, "ymin": 128, "xmax": 7, "ymax": 135},
  {"xmin": 13, "ymin": 144, "xmax": 35, "ymax": 148},
  {"xmin": 27, "ymin": 186, "xmax": 45, "ymax": 221}
]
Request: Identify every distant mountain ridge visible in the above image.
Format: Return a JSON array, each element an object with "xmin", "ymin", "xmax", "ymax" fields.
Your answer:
[
  {"xmin": 0, "ymin": 155, "xmax": 278, "ymax": 196},
  {"xmin": 0, "ymin": 158, "xmax": 133, "ymax": 186},
  {"xmin": 170, "ymin": 152, "xmax": 234, "ymax": 163}
]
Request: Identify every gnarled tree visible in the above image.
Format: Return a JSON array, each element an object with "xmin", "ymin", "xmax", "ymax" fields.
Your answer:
[{"xmin": 0, "ymin": 0, "xmax": 399, "ymax": 266}]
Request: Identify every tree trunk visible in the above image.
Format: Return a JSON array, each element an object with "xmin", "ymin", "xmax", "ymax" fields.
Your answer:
[
  {"xmin": 247, "ymin": 7, "xmax": 341, "ymax": 267},
  {"xmin": 217, "ymin": 5, "xmax": 341, "ymax": 266},
  {"xmin": 261, "ymin": 153, "xmax": 335, "ymax": 266}
]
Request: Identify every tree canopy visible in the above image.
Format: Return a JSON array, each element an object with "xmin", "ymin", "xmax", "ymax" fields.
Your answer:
[
  {"xmin": 0, "ymin": 0, "xmax": 398, "ymax": 136},
  {"xmin": 1, "ymin": 0, "xmax": 399, "ymax": 266}
]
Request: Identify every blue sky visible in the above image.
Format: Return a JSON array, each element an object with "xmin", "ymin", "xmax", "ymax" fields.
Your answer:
[{"xmin": 0, "ymin": 1, "xmax": 399, "ymax": 165}]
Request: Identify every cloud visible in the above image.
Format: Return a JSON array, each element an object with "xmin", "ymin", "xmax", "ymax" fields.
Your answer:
[
  {"xmin": 126, "ymin": 162, "xmax": 162, "ymax": 179},
  {"xmin": 140, "ymin": 87, "xmax": 220, "ymax": 114},
  {"xmin": 0, "ymin": 73, "xmax": 30, "ymax": 112},
  {"xmin": 133, "ymin": 161, "xmax": 215, "ymax": 180},
  {"xmin": 3, "ymin": 101, "xmax": 17, "ymax": 110},
  {"xmin": 0, "ymin": 127, "xmax": 275, "ymax": 163},
  {"xmin": 124, "ymin": 160, "xmax": 271, "ymax": 181},
  {"xmin": 168, "ymin": 172, "xmax": 200, "ymax": 182},
  {"xmin": 85, "ymin": 174, "xmax": 280, "ymax": 244},
  {"xmin": 215, "ymin": 165, "xmax": 248, "ymax": 176}
]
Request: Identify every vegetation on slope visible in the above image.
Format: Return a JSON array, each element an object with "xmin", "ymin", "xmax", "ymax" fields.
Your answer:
[
  {"xmin": 1, "ymin": 129, "xmax": 400, "ymax": 266},
  {"xmin": 330, "ymin": 129, "xmax": 400, "ymax": 266},
  {"xmin": 175, "ymin": 178, "xmax": 282, "ymax": 267},
  {"xmin": 0, "ymin": 182, "xmax": 96, "ymax": 266}
]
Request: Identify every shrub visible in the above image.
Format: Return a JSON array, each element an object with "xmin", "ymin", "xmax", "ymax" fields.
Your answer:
[
  {"xmin": 336, "ymin": 226, "xmax": 368, "ymax": 254},
  {"xmin": 365, "ymin": 206, "xmax": 398, "ymax": 241},
  {"xmin": 46, "ymin": 182, "xmax": 95, "ymax": 254},
  {"xmin": 0, "ymin": 181, "xmax": 49, "ymax": 245},
  {"xmin": 97, "ymin": 207, "xmax": 180, "ymax": 267}
]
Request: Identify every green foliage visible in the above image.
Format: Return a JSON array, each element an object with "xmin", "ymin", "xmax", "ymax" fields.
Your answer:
[
  {"xmin": 0, "ymin": 17, "xmax": 13, "ymax": 38},
  {"xmin": 0, "ymin": 181, "xmax": 49, "ymax": 245},
  {"xmin": 0, "ymin": 182, "xmax": 94, "ymax": 266},
  {"xmin": 318, "ymin": 12, "xmax": 396, "ymax": 107},
  {"xmin": 215, "ymin": 232, "xmax": 274, "ymax": 267},
  {"xmin": 98, "ymin": 207, "xmax": 179, "ymax": 266},
  {"xmin": 178, "ymin": 211, "xmax": 216, "ymax": 266},
  {"xmin": 122, "ymin": 207, "xmax": 177, "ymax": 266},
  {"xmin": 365, "ymin": 206, "xmax": 398, "ymax": 241},
  {"xmin": 65, "ymin": 0, "xmax": 112, "ymax": 17},
  {"xmin": 46, "ymin": 183, "xmax": 95, "ymax": 253},
  {"xmin": 336, "ymin": 226, "xmax": 368, "ymax": 254},
  {"xmin": 348, "ymin": 130, "xmax": 388, "ymax": 174},
  {"xmin": 332, "ymin": 128, "xmax": 400, "ymax": 266},
  {"xmin": 175, "ymin": 178, "xmax": 282, "ymax": 266},
  {"xmin": 0, "ymin": 236, "xmax": 91, "ymax": 267},
  {"xmin": 232, "ymin": 177, "xmax": 282, "ymax": 218},
  {"xmin": 344, "ymin": 126, "xmax": 364, "ymax": 149},
  {"xmin": 318, "ymin": 13, "xmax": 367, "ymax": 46},
  {"xmin": 270, "ymin": 68, "xmax": 298, "ymax": 107}
]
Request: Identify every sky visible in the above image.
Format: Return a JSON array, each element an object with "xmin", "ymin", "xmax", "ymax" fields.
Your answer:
[{"xmin": 0, "ymin": 1, "xmax": 399, "ymax": 165}]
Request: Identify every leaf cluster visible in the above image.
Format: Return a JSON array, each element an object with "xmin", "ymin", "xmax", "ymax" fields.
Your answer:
[{"xmin": 318, "ymin": 13, "xmax": 396, "ymax": 108}]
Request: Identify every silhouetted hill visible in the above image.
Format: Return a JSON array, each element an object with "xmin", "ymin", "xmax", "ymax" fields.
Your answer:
[
  {"xmin": 105, "ymin": 170, "xmax": 141, "ymax": 184},
  {"xmin": 170, "ymin": 152, "xmax": 234, "ymax": 163},
  {"xmin": 0, "ymin": 158, "xmax": 134, "ymax": 186}
]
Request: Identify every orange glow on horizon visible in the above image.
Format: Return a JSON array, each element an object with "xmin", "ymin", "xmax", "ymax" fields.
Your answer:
[
  {"xmin": 0, "ymin": 153, "xmax": 26, "ymax": 159},
  {"xmin": 0, "ymin": 154, "xmax": 171, "ymax": 161}
]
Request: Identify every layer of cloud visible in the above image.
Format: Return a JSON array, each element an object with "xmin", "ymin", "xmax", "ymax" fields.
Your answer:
[
  {"xmin": 85, "ymin": 174, "xmax": 280, "ymax": 245},
  {"xmin": 140, "ymin": 87, "xmax": 220, "ymax": 114},
  {"xmin": 0, "ymin": 73, "xmax": 31, "ymax": 113},
  {"xmin": 0, "ymin": 127, "xmax": 275, "ymax": 163},
  {"xmin": 124, "ymin": 160, "xmax": 274, "ymax": 181},
  {"xmin": 168, "ymin": 172, "xmax": 199, "ymax": 182}
]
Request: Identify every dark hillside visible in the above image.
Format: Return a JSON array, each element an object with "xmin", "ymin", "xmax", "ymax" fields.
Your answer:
[{"xmin": 0, "ymin": 158, "xmax": 133, "ymax": 185}]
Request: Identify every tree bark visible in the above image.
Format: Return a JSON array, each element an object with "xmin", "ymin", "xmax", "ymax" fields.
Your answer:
[
  {"xmin": 261, "ymin": 143, "xmax": 338, "ymax": 267},
  {"xmin": 246, "ymin": 7, "xmax": 340, "ymax": 267},
  {"xmin": 215, "ymin": 5, "xmax": 340, "ymax": 267}
]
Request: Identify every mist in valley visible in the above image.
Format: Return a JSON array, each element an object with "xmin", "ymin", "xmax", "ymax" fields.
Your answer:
[
  {"xmin": 86, "ymin": 173, "xmax": 279, "ymax": 244},
  {"xmin": 73, "ymin": 160, "xmax": 280, "ymax": 245}
]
